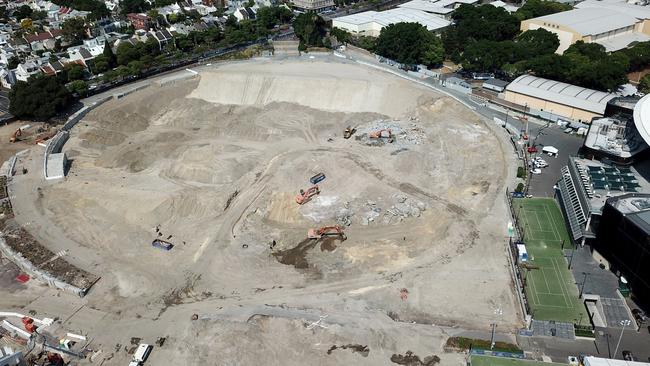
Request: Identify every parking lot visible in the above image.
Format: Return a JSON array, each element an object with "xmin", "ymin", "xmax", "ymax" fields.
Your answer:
[{"xmin": 526, "ymin": 127, "xmax": 584, "ymax": 197}]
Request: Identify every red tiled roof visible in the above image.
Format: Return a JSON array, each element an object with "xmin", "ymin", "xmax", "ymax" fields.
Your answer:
[
  {"xmin": 25, "ymin": 32, "xmax": 52, "ymax": 43},
  {"xmin": 41, "ymin": 65, "xmax": 56, "ymax": 75},
  {"xmin": 49, "ymin": 29, "xmax": 63, "ymax": 37}
]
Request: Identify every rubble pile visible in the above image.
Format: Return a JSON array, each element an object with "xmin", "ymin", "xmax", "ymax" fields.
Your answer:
[{"xmin": 354, "ymin": 118, "xmax": 427, "ymax": 147}]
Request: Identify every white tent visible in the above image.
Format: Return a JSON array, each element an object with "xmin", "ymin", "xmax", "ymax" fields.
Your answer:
[{"xmin": 542, "ymin": 146, "xmax": 559, "ymax": 155}]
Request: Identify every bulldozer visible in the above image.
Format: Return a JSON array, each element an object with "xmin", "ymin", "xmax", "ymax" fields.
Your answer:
[
  {"xmin": 343, "ymin": 126, "xmax": 356, "ymax": 139},
  {"xmin": 307, "ymin": 225, "xmax": 347, "ymax": 241},
  {"xmin": 9, "ymin": 128, "xmax": 21, "ymax": 143},
  {"xmin": 369, "ymin": 128, "xmax": 394, "ymax": 143},
  {"xmin": 295, "ymin": 185, "xmax": 320, "ymax": 204}
]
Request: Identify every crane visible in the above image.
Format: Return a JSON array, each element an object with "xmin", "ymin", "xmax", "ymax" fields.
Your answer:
[
  {"xmin": 295, "ymin": 185, "xmax": 320, "ymax": 204},
  {"xmin": 307, "ymin": 225, "xmax": 347, "ymax": 241}
]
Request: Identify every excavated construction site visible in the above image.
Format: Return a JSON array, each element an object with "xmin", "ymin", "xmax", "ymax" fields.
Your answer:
[{"xmin": 5, "ymin": 59, "xmax": 521, "ymax": 365}]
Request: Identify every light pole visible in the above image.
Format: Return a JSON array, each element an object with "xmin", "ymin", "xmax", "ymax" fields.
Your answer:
[
  {"xmin": 613, "ymin": 320, "xmax": 631, "ymax": 359},
  {"xmin": 579, "ymin": 272, "xmax": 590, "ymax": 299}
]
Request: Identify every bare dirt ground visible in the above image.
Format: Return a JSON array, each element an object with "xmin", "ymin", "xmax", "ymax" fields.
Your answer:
[{"xmin": 4, "ymin": 59, "xmax": 520, "ymax": 365}]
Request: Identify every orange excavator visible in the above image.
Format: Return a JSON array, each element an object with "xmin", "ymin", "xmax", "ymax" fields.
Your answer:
[
  {"xmin": 295, "ymin": 185, "xmax": 320, "ymax": 204},
  {"xmin": 307, "ymin": 225, "xmax": 347, "ymax": 241},
  {"xmin": 369, "ymin": 128, "xmax": 394, "ymax": 143},
  {"xmin": 9, "ymin": 128, "xmax": 21, "ymax": 143}
]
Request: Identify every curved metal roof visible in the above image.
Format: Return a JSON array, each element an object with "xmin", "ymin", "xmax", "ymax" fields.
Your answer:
[{"xmin": 506, "ymin": 75, "xmax": 616, "ymax": 115}]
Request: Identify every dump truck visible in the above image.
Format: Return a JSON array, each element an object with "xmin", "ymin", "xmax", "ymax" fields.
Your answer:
[
  {"xmin": 310, "ymin": 173, "xmax": 326, "ymax": 185},
  {"xmin": 343, "ymin": 126, "xmax": 356, "ymax": 139},
  {"xmin": 152, "ymin": 239, "xmax": 173, "ymax": 251}
]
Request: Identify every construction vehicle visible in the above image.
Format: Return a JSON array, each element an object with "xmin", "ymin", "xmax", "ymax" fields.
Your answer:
[
  {"xmin": 369, "ymin": 128, "xmax": 394, "ymax": 143},
  {"xmin": 9, "ymin": 128, "xmax": 22, "ymax": 143},
  {"xmin": 295, "ymin": 185, "xmax": 320, "ymax": 204},
  {"xmin": 307, "ymin": 225, "xmax": 347, "ymax": 241},
  {"xmin": 152, "ymin": 239, "xmax": 174, "ymax": 251},
  {"xmin": 343, "ymin": 126, "xmax": 356, "ymax": 139},
  {"xmin": 34, "ymin": 130, "xmax": 57, "ymax": 145},
  {"xmin": 310, "ymin": 173, "xmax": 326, "ymax": 185}
]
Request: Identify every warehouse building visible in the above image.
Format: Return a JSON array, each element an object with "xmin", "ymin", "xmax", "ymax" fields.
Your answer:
[
  {"xmin": 520, "ymin": 0, "xmax": 650, "ymax": 53},
  {"xmin": 332, "ymin": 7, "xmax": 450, "ymax": 37},
  {"xmin": 504, "ymin": 75, "xmax": 616, "ymax": 123},
  {"xmin": 396, "ymin": 0, "xmax": 479, "ymax": 19}
]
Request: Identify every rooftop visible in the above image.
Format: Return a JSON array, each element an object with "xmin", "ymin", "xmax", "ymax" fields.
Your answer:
[
  {"xmin": 584, "ymin": 116, "xmax": 648, "ymax": 158},
  {"xmin": 506, "ymin": 75, "xmax": 616, "ymax": 115},
  {"xmin": 530, "ymin": 7, "xmax": 639, "ymax": 36},
  {"xmin": 570, "ymin": 157, "xmax": 650, "ymax": 212},
  {"xmin": 633, "ymin": 94, "xmax": 650, "ymax": 146},
  {"xmin": 595, "ymin": 32, "xmax": 650, "ymax": 53},
  {"xmin": 575, "ymin": 0, "xmax": 650, "ymax": 20},
  {"xmin": 396, "ymin": 0, "xmax": 479, "ymax": 14},
  {"xmin": 334, "ymin": 8, "xmax": 451, "ymax": 31}
]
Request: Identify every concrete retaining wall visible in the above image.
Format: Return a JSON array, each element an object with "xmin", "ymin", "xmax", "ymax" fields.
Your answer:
[
  {"xmin": 62, "ymin": 96, "xmax": 112, "ymax": 131},
  {"xmin": 43, "ymin": 131, "xmax": 68, "ymax": 180},
  {"xmin": 113, "ymin": 83, "xmax": 150, "ymax": 100},
  {"xmin": 155, "ymin": 72, "xmax": 198, "ymax": 87},
  {"xmin": 0, "ymin": 235, "xmax": 86, "ymax": 297}
]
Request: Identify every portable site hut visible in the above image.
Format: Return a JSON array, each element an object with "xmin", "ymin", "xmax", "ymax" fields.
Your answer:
[
  {"xmin": 542, "ymin": 146, "xmax": 559, "ymax": 157},
  {"xmin": 517, "ymin": 244, "xmax": 528, "ymax": 263}
]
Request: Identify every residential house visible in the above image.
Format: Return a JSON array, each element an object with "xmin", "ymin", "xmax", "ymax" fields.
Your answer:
[
  {"xmin": 23, "ymin": 29, "xmax": 63, "ymax": 52},
  {"xmin": 234, "ymin": 7, "xmax": 256, "ymax": 22},
  {"xmin": 0, "ymin": 68, "xmax": 17, "ymax": 89},
  {"xmin": 150, "ymin": 29, "xmax": 174, "ymax": 49},
  {"xmin": 15, "ymin": 60, "xmax": 41, "ymax": 82},
  {"xmin": 127, "ymin": 13, "xmax": 151, "ymax": 30}
]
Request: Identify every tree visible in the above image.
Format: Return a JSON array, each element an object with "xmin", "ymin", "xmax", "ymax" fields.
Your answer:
[
  {"xmin": 8, "ymin": 56, "xmax": 21, "ymax": 69},
  {"xmin": 515, "ymin": 29, "xmax": 560, "ymax": 58},
  {"xmin": 293, "ymin": 13, "xmax": 327, "ymax": 49},
  {"xmin": 515, "ymin": 0, "xmax": 572, "ymax": 21},
  {"xmin": 51, "ymin": 0, "xmax": 109, "ymax": 20},
  {"xmin": 116, "ymin": 42, "xmax": 142, "ymax": 66},
  {"xmin": 639, "ymin": 74, "xmax": 650, "ymax": 94},
  {"xmin": 62, "ymin": 18, "xmax": 88, "ymax": 45},
  {"xmin": 9, "ymin": 75, "xmax": 72, "ymax": 120},
  {"xmin": 376, "ymin": 23, "xmax": 444, "ymax": 67},
  {"xmin": 618, "ymin": 41, "xmax": 650, "ymax": 71},
  {"xmin": 65, "ymin": 64, "xmax": 86, "ymax": 81},
  {"xmin": 256, "ymin": 6, "xmax": 293, "ymax": 29},
  {"xmin": 102, "ymin": 40, "xmax": 116, "ymax": 67},
  {"xmin": 67, "ymin": 80, "xmax": 88, "ymax": 96},
  {"xmin": 120, "ymin": 0, "xmax": 150, "ymax": 14},
  {"xmin": 13, "ymin": 5, "xmax": 33, "ymax": 21},
  {"xmin": 92, "ymin": 55, "xmax": 111, "ymax": 73},
  {"xmin": 442, "ymin": 4, "xmax": 519, "ymax": 57},
  {"xmin": 462, "ymin": 40, "xmax": 515, "ymax": 71},
  {"xmin": 330, "ymin": 27, "xmax": 351, "ymax": 44}
]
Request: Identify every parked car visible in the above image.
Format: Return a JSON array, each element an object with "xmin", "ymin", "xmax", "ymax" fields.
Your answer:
[
  {"xmin": 530, "ymin": 168, "xmax": 542, "ymax": 175},
  {"xmin": 632, "ymin": 309, "xmax": 647, "ymax": 323},
  {"xmin": 623, "ymin": 351, "xmax": 637, "ymax": 361},
  {"xmin": 527, "ymin": 146, "xmax": 538, "ymax": 153}
]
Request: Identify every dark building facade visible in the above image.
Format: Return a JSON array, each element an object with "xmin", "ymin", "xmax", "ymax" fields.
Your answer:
[{"xmin": 596, "ymin": 193, "xmax": 650, "ymax": 306}]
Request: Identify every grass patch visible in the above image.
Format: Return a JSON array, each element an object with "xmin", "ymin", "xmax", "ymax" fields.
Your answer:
[
  {"xmin": 445, "ymin": 337, "xmax": 521, "ymax": 354},
  {"xmin": 513, "ymin": 198, "xmax": 589, "ymax": 324}
]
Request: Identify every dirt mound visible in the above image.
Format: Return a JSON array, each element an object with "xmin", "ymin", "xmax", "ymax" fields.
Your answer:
[{"xmin": 190, "ymin": 62, "xmax": 431, "ymax": 117}]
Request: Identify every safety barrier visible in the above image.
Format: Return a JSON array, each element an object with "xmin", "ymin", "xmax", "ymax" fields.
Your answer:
[
  {"xmin": 0, "ymin": 235, "xmax": 87, "ymax": 297},
  {"xmin": 155, "ymin": 72, "xmax": 198, "ymax": 87},
  {"xmin": 113, "ymin": 83, "xmax": 150, "ymax": 100}
]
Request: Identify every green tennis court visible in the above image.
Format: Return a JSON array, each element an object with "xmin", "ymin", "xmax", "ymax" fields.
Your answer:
[
  {"xmin": 470, "ymin": 355, "xmax": 566, "ymax": 366},
  {"xmin": 513, "ymin": 198, "xmax": 588, "ymax": 323}
]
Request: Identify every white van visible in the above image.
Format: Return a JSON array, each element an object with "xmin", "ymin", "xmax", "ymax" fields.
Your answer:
[{"xmin": 133, "ymin": 344, "xmax": 152, "ymax": 363}]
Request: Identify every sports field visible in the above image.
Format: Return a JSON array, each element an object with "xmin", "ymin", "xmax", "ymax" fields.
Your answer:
[
  {"xmin": 470, "ymin": 355, "xmax": 566, "ymax": 366},
  {"xmin": 513, "ymin": 198, "xmax": 588, "ymax": 323}
]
